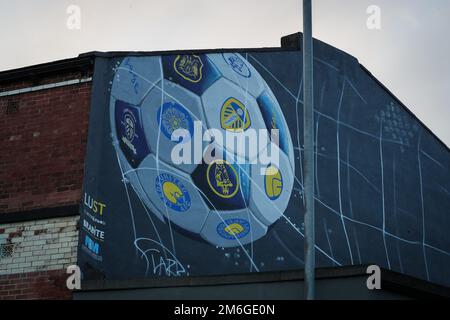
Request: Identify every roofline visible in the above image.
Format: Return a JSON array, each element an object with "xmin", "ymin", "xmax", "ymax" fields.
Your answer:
[
  {"xmin": 281, "ymin": 32, "xmax": 450, "ymax": 151},
  {"xmin": 1, "ymin": 34, "xmax": 448, "ymax": 151},
  {"xmin": 0, "ymin": 46, "xmax": 290, "ymax": 84},
  {"xmin": 359, "ymin": 63, "xmax": 450, "ymax": 151},
  {"xmin": 0, "ymin": 55, "xmax": 94, "ymax": 84},
  {"xmin": 78, "ymin": 46, "xmax": 292, "ymax": 60}
]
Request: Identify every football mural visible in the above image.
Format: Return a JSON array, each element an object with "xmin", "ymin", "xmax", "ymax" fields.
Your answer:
[
  {"xmin": 79, "ymin": 45, "xmax": 450, "ymax": 287},
  {"xmin": 110, "ymin": 53, "xmax": 295, "ymax": 248}
]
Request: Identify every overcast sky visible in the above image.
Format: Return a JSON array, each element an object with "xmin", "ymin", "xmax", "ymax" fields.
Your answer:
[{"xmin": 1, "ymin": 0, "xmax": 449, "ymax": 146}]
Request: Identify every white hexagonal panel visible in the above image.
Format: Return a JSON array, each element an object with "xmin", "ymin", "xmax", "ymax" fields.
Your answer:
[
  {"xmin": 115, "ymin": 150, "xmax": 165, "ymax": 223},
  {"xmin": 207, "ymin": 53, "xmax": 265, "ymax": 98},
  {"xmin": 249, "ymin": 144, "xmax": 294, "ymax": 226},
  {"xmin": 201, "ymin": 78, "xmax": 268, "ymax": 161},
  {"xmin": 136, "ymin": 154, "xmax": 210, "ymax": 234},
  {"xmin": 111, "ymin": 56, "xmax": 162, "ymax": 106},
  {"xmin": 259, "ymin": 87, "xmax": 296, "ymax": 171},
  {"xmin": 140, "ymin": 79, "xmax": 208, "ymax": 174},
  {"xmin": 200, "ymin": 209, "xmax": 267, "ymax": 248}
]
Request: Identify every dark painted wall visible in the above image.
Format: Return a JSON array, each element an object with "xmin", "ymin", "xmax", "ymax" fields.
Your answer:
[{"xmin": 78, "ymin": 38, "xmax": 450, "ymax": 288}]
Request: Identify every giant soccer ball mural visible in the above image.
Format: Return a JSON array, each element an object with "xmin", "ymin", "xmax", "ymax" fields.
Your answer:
[{"xmin": 110, "ymin": 53, "xmax": 295, "ymax": 248}]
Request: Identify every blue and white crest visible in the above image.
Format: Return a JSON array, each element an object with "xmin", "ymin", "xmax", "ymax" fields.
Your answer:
[
  {"xmin": 223, "ymin": 53, "xmax": 251, "ymax": 78},
  {"xmin": 157, "ymin": 102, "xmax": 194, "ymax": 143},
  {"xmin": 123, "ymin": 110, "xmax": 136, "ymax": 142},
  {"xmin": 115, "ymin": 100, "xmax": 150, "ymax": 168}
]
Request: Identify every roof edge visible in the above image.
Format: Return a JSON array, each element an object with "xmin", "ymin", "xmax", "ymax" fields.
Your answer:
[
  {"xmin": 1, "ymin": 34, "xmax": 447, "ymax": 151},
  {"xmin": 77, "ymin": 46, "xmax": 293, "ymax": 59},
  {"xmin": 0, "ymin": 56, "xmax": 94, "ymax": 84},
  {"xmin": 281, "ymin": 32, "xmax": 449, "ymax": 151},
  {"xmin": 359, "ymin": 63, "xmax": 450, "ymax": 151}
]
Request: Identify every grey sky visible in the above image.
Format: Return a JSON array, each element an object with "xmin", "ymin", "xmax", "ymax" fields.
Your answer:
[{"xmin": 1, "ymin": 0, "xmax": 449, "ymax": 146}]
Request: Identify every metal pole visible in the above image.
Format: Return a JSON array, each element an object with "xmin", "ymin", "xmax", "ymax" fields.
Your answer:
[{"xmin": 302, "ymin": 0, "xmax": 315, "ymax": 300}]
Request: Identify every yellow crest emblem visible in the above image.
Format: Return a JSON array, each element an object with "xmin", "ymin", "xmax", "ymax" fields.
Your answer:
[
  {"xmin": 224, "ymin": 223, "xmax": 245, "ymax": 237},
  {"xmin": 265, "ymin": 165, "xmax": 283, "ymax": 200},
  {"xmin": 174, "ymin": 55, "xmax": 203, "ymax": 83},
  {"xmin": 206, "ymin": 160, "xmax": 240, "ymax": 199},
  {"xmin": 162, "ymin": 181, "xmax": 183, "ymax": 205},
  {"xmin": 220, "ymin": 98, "xmax": 251, "ymax": 132}
]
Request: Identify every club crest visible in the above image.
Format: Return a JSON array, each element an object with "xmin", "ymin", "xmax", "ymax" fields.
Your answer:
[
  {"xmin": 155, "ymin": 173, "xmax": 191, "ymax": 212},
  {"xmin": 217, "ymin": 219, "xmax": 250, "ymax": 240},
  {"xmin": 220, "ymin": 97, "xmax": 251, "ymax": 132},
  {"xmin": 222, "ymin": 53, "xmax": 251, "ymax": 78},
  {"xmin": 207, "ymin": 160, "xmax": 240, "ymax": 199},
  {"xmin": 264, "ymin": 165, "xmax": 283, "ymax": 200},
  {"xmin": 157, "ymin": 102, "xmax": 194, "ymax": 142},
  {"xmin": 174, "ymin": 55, "xmax": 204, "ymax": 83}
]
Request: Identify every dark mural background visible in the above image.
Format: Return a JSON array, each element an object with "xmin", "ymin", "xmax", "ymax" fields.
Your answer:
[{"xmin": 78, "ymin": 40, "xmax": 450, "ymax": 288}]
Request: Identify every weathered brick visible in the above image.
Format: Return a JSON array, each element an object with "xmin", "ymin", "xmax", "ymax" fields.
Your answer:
[
  {"xmin": 0, "ymin": 63, "xmax": 91, "ymax": 300},
  {"xmin": 0, "ymin": 72, "xmax": 91, "ymax": 214},
  {"xmin": 1, "ymin": 216, "xmax": 78, "ymax": 282},
  {"xmin": 0, "ymin": 269, "xmax": 72, "ymax": 300},
  {"xmin": 20, "ymin": 252, "xmax": 32, "ymax": 258},
  {"xmin": 31, "ymin": 261, "xmax": 45, "ymax": 267},
  {"xmin": 50, "ymin": 254, "xmax": 64, "ymax": 260}
]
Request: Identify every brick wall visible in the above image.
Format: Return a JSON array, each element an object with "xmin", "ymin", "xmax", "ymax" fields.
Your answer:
[
  {"xmin": 0, "ymin": 64, "xmax": 93, "ymax": 299},
  {"xmin": 0, "ymin": 216, "xmax": 78, "ymax": 275},
  {"xmin": 0, "ymin": 270, "xmax": 73, "ymax": 300},
  {"xmin": 0, "ymin": 216, "xmax": 78, "ymax": 299},
  {"xmin": 0, "ymin": 71, "xmax": 91, "ymax": 213}
]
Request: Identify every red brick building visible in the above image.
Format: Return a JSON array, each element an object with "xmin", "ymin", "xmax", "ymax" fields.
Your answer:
[{"xmin": 0, "ymin": 55, "xmax": 94, "ymax": 299}]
